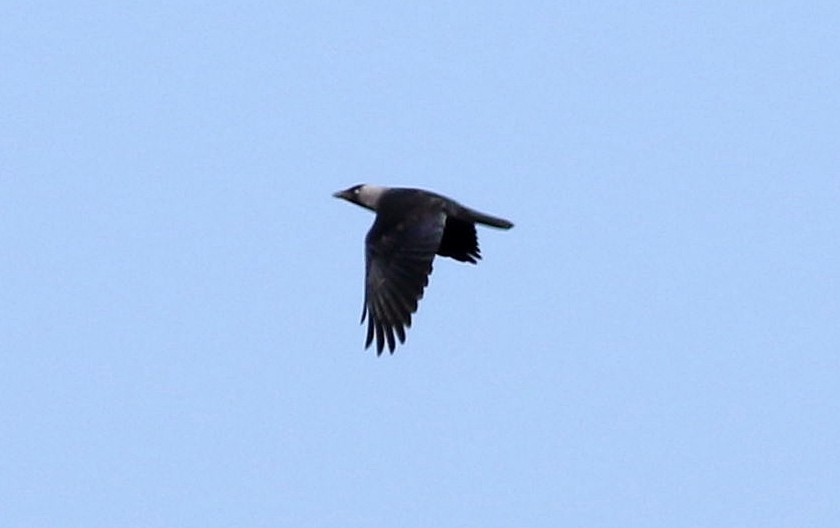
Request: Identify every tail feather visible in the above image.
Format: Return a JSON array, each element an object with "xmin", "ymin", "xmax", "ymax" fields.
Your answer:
[{"xmin": 465, "ymin": 208, "xmax": 514, "ymax": 229}]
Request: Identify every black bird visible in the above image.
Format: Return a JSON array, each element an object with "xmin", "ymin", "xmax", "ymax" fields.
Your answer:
[{"xmin": 333, "ymin": 184, "xmax": 513, "ymax": 355}]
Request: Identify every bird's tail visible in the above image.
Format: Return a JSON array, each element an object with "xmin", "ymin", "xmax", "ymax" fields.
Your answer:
[{"xmin": 464, "ymin": 208, "xmax": 514, "ymax": 229}]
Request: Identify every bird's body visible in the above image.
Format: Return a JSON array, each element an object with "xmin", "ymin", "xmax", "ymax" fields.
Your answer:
[{"xmin": 333, "ymin": 184, "xmax": 513, "ymax": 355}]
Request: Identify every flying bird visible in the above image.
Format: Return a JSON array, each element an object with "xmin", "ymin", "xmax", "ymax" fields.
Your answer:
[{"xmin": 333, "ymin": 184, "xmax": 513, "ymax": 355}]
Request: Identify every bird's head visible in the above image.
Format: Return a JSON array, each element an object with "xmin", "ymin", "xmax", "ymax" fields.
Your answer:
[{"xmin": 332, "ymin": 184, "xmax": 386, "ymax": 211}]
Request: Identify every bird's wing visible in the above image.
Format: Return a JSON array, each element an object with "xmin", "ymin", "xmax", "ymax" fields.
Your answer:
[{"xmin": 363, "ymin": 209, "xmax": 446, "ymax": 354}]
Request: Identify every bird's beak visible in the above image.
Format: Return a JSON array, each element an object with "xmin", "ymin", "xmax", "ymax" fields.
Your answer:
[{"xmin": 332, "ymin": 189, "xmax": 349, "ymax": 200}]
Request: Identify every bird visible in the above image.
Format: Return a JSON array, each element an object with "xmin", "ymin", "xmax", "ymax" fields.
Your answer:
[{"xmin": 333, "ymin": 184, "xmax": 513, "ymax": 355}]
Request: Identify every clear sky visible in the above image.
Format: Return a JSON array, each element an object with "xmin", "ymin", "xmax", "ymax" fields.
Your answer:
[{"xmin": 3, "ymin": 2, "xmax": 839, "ymax": 527}]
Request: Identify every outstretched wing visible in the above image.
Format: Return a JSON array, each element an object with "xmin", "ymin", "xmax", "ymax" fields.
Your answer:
[{"xmin": 363, "ymin": 208, "xmax": 446, "ymax": 354}]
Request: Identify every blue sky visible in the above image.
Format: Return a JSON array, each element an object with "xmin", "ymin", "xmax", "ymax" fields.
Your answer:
[{"xmin": 3, "ymin": 2, "xmax": 839, "ymax": 526}]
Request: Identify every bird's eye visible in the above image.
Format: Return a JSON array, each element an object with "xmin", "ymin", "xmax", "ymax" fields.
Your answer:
[{"xmin": 353, "ymin": 188, "xmax": 360, "ymax": 194}]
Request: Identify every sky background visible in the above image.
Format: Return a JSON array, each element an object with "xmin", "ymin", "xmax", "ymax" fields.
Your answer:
[{"xmin": 2, "ymin": 1, "xmax": 839, "ymax": 526}]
